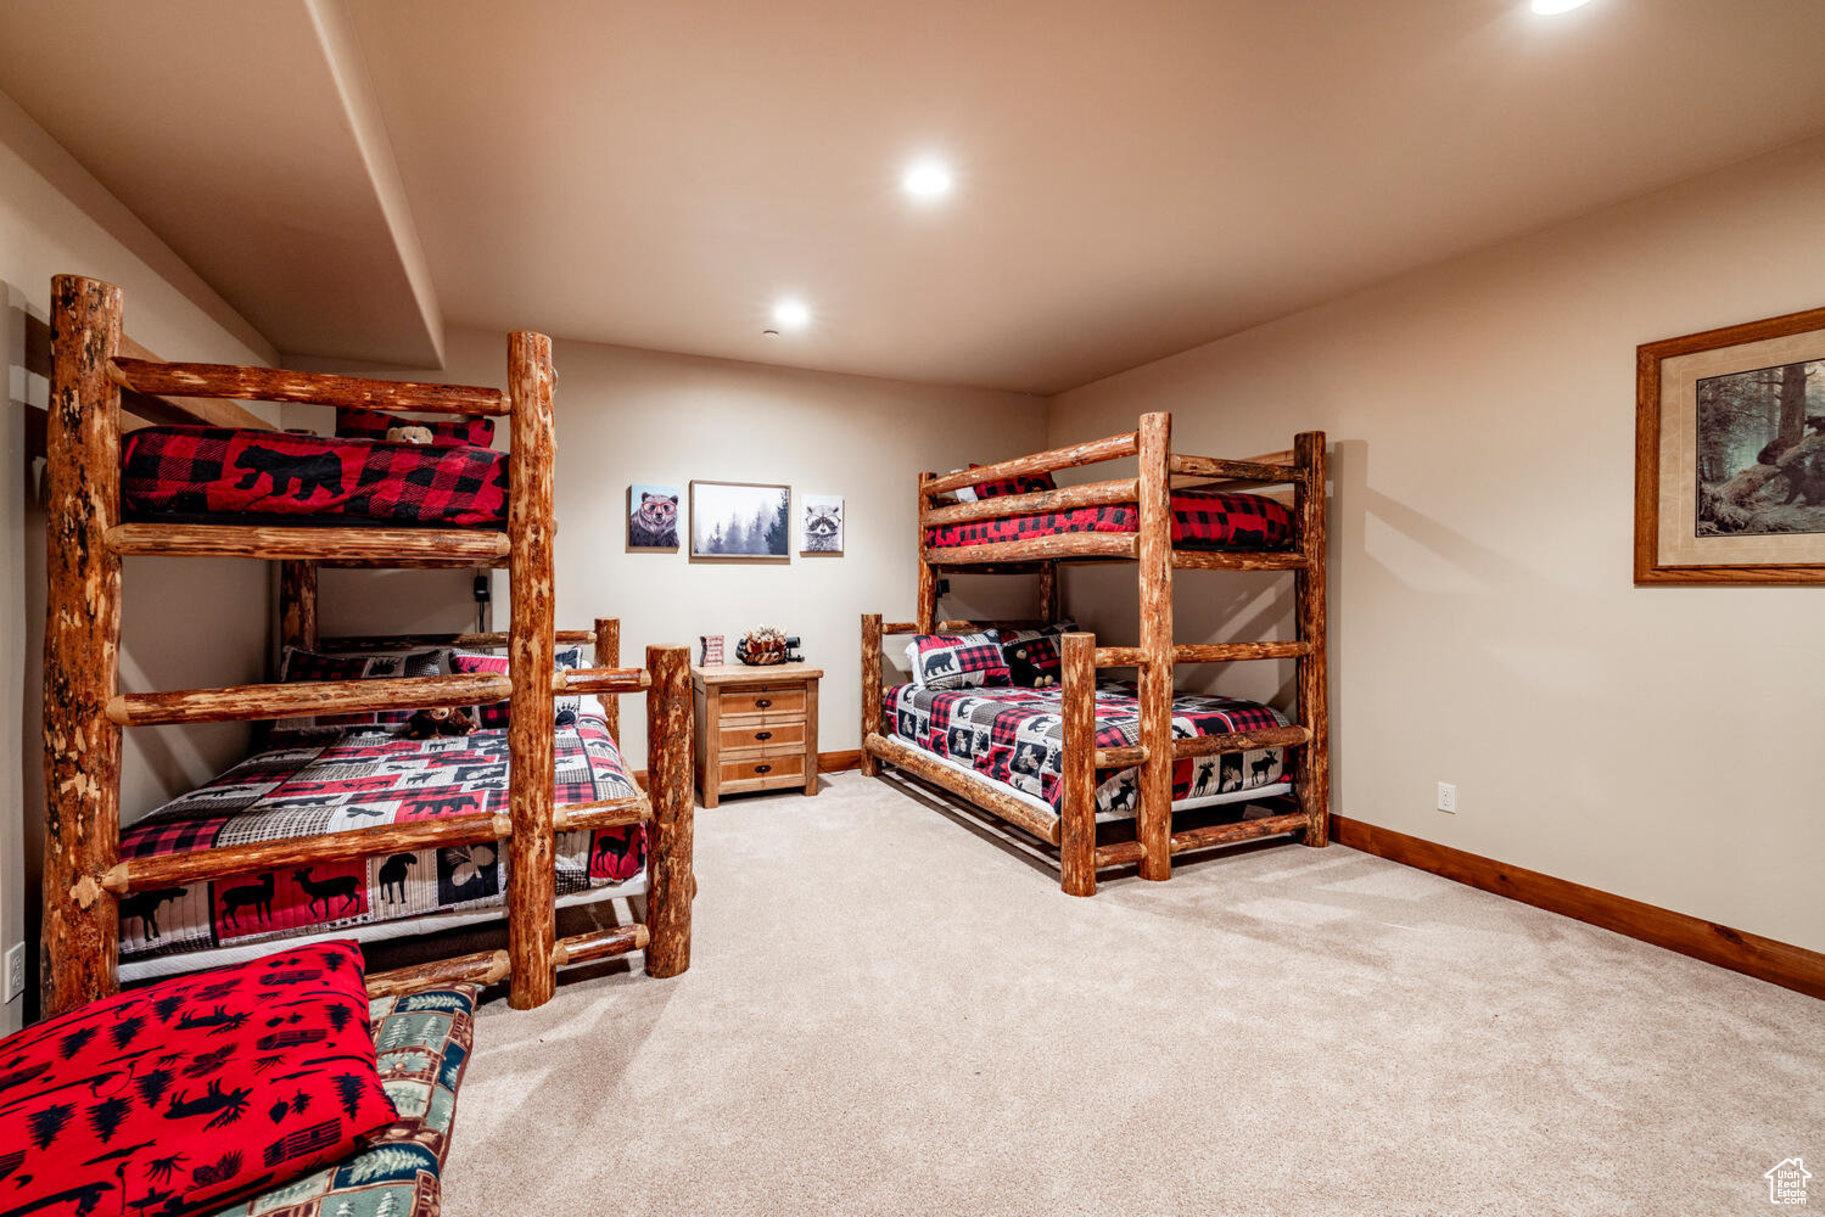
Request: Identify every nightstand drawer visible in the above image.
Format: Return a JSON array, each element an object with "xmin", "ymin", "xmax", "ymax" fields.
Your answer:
[
  {"xmin": 718, "ymin": 721, "xmax": 806, "ymax": 752},
  {"xmin": 718, "ymin": 686, "xmax": 805, "ymax": 719},
  {"xmin": 719, "ymin": 755, "xmax": 804, "ymax": 786}
]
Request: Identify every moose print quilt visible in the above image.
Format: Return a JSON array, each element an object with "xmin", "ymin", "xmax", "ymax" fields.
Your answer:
[
  {"xmin": 883, "ymin": 681, "xmax": 1291, "ymax": 815},
  {"xmin": 122, "ymin": 425, "xmax": 508, "ymax": 527},
  {"xmin": 117, "ymin": 716, "xmax": 644, "ymax": 969}
]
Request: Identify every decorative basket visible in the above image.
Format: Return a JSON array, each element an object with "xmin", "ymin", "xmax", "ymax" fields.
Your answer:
[{"xmin": 735, "ymin": 626, "xmax": 802, "ymax": 666}]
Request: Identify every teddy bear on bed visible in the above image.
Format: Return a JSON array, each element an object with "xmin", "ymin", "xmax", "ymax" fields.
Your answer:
[
  {"xmin": 1004, "ymin": 641, "xmax": 1058, "ymax": 689},
  {"xmin": 404, "ymin": 706, "xmax": 477, "ymax": 738}
]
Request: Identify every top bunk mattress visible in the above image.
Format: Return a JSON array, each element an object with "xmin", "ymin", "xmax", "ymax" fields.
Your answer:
[
  {"xmin": 924, "ymin": 488, "xmax": 1294, "ymax": 552},
  {"xmin": 117, "ymin": 714, "xmax": 640, "ymax": 969},
  {"xmin": 123, "ymin": 425, "xmax": 508, "ymax": 528}
]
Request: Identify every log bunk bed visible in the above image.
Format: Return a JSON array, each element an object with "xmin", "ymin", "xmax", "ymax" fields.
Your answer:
[
  {"xmin": 41, "ymin": 274, "xmax": 694, "ymax": 1017},
  {"xmin": 860, "ymin": 411, "xmax": 1328, "ymax": 896}
]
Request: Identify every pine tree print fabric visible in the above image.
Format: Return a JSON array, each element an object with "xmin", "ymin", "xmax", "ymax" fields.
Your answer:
[
  {"xmin": 203, "ymin": 986, "xmax": 479, "ymax": 1217},
  {"xmin": 0, "ymin": 941, "xmax": 395, "ymax": 1217}
]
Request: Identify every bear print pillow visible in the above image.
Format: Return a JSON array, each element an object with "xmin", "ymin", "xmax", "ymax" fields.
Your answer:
[{"xmin": 904, "ymin": 631, "xmax": 1010, "ymax": 691}]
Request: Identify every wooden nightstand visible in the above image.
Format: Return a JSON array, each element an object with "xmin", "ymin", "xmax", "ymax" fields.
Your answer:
[{"xmin": 692, "ymin": 662, "xmax": 822, "ymax": 807}]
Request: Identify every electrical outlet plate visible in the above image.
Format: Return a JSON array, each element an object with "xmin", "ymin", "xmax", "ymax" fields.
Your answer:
[
  {"xmin": 1436, "ymin": 782, "xmax": 1458, "ymax": 814},
  {"xmin": 3, "ymin": 944, "xmax": 23, "ymax": 1003}
]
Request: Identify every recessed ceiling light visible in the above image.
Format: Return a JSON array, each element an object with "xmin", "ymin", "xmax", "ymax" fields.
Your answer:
[
  {"xmin": 902, "ymin": 158, "xmax": 953, "ymax": 199},
  {"xmin": 771, "ymin": 298, "xmax": 811, "ymax": 330},
  {"xmin": 1530, "ymin": 0, "xmax": 1594, "ymax": 13}
]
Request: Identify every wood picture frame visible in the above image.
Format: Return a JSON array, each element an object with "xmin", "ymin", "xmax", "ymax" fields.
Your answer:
[
  {"xmin": 1635, "ymin": 305, "xmax": 1825, "ymax": 585},
  {"xmin": 689, "ymin": 480, "xmax": 792, "ymax": 562}
]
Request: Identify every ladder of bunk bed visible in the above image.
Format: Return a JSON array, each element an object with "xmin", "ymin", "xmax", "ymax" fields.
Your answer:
[
  {"xmin": 39, "ymin": 274, "xmax": 692, "ymax": 1016},
  {"xmin": 882, "ymin": 409, "xmax": 1328, "ymax": 896}
]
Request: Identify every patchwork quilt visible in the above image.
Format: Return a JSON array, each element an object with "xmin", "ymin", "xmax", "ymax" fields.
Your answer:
[
  {"xmin": 122, "ymin": 425, "xmax": 508, "ymax": 528},
  {"xmin": 118, "ymin": 716, "xmax": 643, "ymax": 964},
  {"xmin": 884, "ymin": 681, "xmax": 1291, "ymax": 814},
  {"xmin": 924, "ymin": 487, "xmax": 1293, "ymax": 551},
  {"xmin": 206, "ymin": 985, "xmax": 480, "ymax": 1217}
]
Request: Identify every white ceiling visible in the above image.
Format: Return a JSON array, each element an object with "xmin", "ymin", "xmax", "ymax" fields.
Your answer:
[{"xmin": 5, "ymin": 0, "xmax": 1825, "ymax": 392}]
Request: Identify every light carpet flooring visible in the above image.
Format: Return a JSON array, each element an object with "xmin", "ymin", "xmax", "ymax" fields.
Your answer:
[{"xmin": 445, "ymin": 772, "xmax": 1823, "ymax": 1216}]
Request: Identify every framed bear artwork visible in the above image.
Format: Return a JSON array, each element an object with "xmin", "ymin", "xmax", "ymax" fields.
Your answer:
[
  {"xmin": 627, "ymin": 484, "xmax": 681, "ymax": 551},
  {"xmin": 1636, "ymin": 305, "xmax": 1825, "ymax": 584}
]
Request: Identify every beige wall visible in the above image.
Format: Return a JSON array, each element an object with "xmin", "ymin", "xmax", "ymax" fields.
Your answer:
[
  {"xmin": 1048, "ymin": 134, "xmax": 1825, "ymax": 954},
  {"xmin": 1, "ymin": 91, "xmax": 277, "ymax": 1029},
  {"xmin": 287, "ymin": 328, "xmax": 1047, "ymax": 766}
]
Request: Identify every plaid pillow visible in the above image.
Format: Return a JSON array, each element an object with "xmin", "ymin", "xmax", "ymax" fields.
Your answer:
[
  {"xmin": 904, "ymin": 630, "xmax": 1009, "ymax": 691},
  {"xmin": 274, "ymin": 647, "xmax": 449, "ymax": 736},
  {"xmin": 971, "ymin": 463, "xmax": 1055, "ymax": 499},
  {"xmin": 336, "ymin": 406, "xmax": 495, "ymax": 449},
  {"xmin": 998, "ymin": 622, "xmax": 1076, "ymax": 688},
  {"xmin": 450, "ymin": 646, "xmax": 583, "ymax": 728}
]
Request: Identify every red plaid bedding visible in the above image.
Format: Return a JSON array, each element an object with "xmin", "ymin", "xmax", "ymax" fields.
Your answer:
[
  {"xmin": 122, "ymin": 425, "xmax": 507, "ymax": 527},
  {"xmin": 117, "ymin": 715, "xmax": 641, "ymax": 964},
  {"xmin": 925, "ymin": 488, "xmax": 1293, "ymax": 551},
  {"xmin": 884, "ymin": 681, "xmax": 1290, "ymax": 815}
]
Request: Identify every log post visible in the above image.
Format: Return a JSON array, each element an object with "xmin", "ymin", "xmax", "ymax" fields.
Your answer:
[
  {"xmin": 1059, "ymin": 632, "xmax": 1098, "ymax": 897},
  {"xmin": 42, "ymin": 275, "xmax": 125, "ymax": 1015},
  {"xmin": 860, "ymin": 613, "xmax": 883, "ymax": 777},
  {"xmin": 1134, "ymin": 411, "xmax": 1175, "ymax": 881},
  {"xmin": 594, "ymin": 617, "xmax": 621, "ymax": 740},
  {"xmin": 915, "ymin": 472, "xmax": 938, "ymax": 632},
  {"xmin": 1036, "ymin": 561, "xmax": 1060, "ymax": 624},
  {"xmin": 279, "ymin": 561, "xmax": 319, "ymax": 652},
  {"xmin": 644, "ymin": 643, "xmax": 694, "ymax": 977},
  {"xmin": 506, "ymin": 331, "xmax": 557, "ymax": 1009},
  {"xmin": 1293, "ymin": 431, "xmax": 1330, "ymax": 847}
]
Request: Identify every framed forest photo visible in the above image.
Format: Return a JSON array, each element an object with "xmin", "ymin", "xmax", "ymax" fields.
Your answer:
[
  {"xmin": 1636, "ymin": 305, "xmax": 1825, "ymax": 584},
  {"xmin": 690, "ymin": 480, "xmax": 791, "ymax": 561}
]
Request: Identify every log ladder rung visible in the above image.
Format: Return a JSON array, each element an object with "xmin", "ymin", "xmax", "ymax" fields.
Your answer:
[
  {"xmin": 106, "ymin": 667, "xmax": 650, "ymax": 728},
  {"xmin": 108, "ymin": 358, "xmax": 510, "ymax": 416},
  {"xmin": 103, "ymin": 794, "xmax": 651, "ymax": 894},
  {"xmin": 106, "ymin": 523, "xmax": 510, "ymax": 567}
]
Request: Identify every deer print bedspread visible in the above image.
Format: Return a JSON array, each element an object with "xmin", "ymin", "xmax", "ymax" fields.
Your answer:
[
  {"xmin": 883, "ymin": 681, "xmax": 1291, "ymax": 816},
  {"xmin": 122, "ymin": 425, "xmax": 507, "ymax": 527},
  {"xmin": 117, "ymin": 716, "xmax": 642, "ymax": 966}
]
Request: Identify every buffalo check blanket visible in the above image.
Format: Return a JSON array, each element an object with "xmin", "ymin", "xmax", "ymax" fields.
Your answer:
[
  {"xmin": 117, "ymin": 715, "xmax": 642, "ymax": 963},
  {"xmin": 924, "ymin": 487, "xmax": 1293, "ymax": 551},
  {"xmin": 123, "ymin": 425, "xmax": 508, "ymax": 527},
  {"xmin": 884, "ymin": 681, "xmax": 1290, "ymax": 815}
]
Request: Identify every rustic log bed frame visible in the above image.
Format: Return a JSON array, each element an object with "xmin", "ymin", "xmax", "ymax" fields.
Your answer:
[
  {"xmin": 41, "ymin": 275, "xmax": 694, "ymax": 1016},
  {"xmin": 860, "ymin": 411, "xmax": 1328, "ymax": 896}
]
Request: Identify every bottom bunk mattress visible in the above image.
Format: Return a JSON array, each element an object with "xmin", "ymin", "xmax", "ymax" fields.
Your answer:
[
  {"xmin": 118, "ymin": 715, "xmax": 644, "ymax": 978},
  {"xmin": 883, "ymin": 681, "xmax": 1292, "ymax": 818}
]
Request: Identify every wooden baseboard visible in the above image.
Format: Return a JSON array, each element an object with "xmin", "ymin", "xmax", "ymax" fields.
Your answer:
[
  {"xmin": 1330, "ymin": 815, "xmax": 1824, "ymax": 1001},
  {"xmin": 817, "ymin": 750, "xmax": 863, "ymax": 773}
]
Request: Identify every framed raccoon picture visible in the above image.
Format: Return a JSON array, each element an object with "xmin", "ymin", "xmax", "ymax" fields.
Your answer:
[
  {"xmin": 801, "ymin": 494, "xmax": 844, "ymax": 556},
  {"xmin": 1636, "ymin": 305, "xmax": 1825, "ymax": 584},
  {"xmin": 627, "ymin": 484, "xmax": 681, "ymax": 552}
]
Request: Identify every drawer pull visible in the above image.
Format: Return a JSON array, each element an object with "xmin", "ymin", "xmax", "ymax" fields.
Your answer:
[
  {"xmin": 755, "ymin": 764, "xmax": 772, "ymax": 774},
  {"xmin": 755, "ymin": 731, "xmax": 773, "ymax": 740},
  {"xmin": 756, "ymin": 698, "xmax": 773, "ymax": 708}
]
